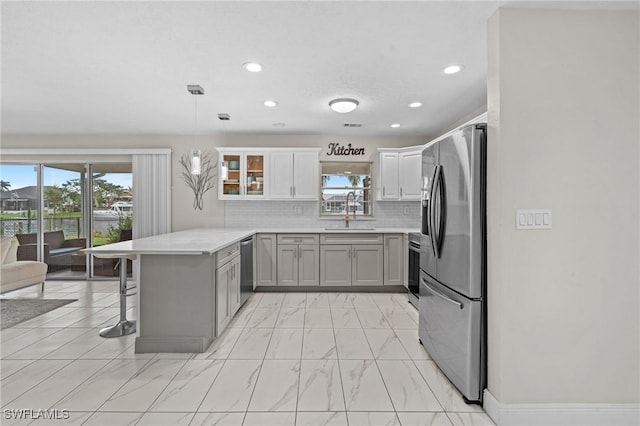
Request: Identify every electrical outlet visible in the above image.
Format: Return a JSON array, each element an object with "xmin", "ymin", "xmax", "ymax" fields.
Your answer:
[
  {"xmin": 294, "ymin": 206, "xmax": 303, "ymax": 215},
  {"xmin": 403, "ymin": 206, "xmax": 410, "ymax": 215}
]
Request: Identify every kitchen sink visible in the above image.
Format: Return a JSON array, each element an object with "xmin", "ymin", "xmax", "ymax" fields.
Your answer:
[{"xmin": 324, "ymin": 228, "xmax": 376, "ymax": 231}]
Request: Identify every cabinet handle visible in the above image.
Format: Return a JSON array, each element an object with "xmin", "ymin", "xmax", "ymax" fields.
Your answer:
[
  {"xmin": 400, "ymin": 187, "xmax": 403, "ymax": 197},
  {"xmin": 383, "ymin": 187, "xmax": 386, "ymax": 196},
  {"xmin": 293, "ymin": 186, "xmax": 296, "ymax": 197}
]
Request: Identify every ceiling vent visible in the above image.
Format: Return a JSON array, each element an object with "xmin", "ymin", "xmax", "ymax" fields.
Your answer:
[
  {"xmin": 343, "ymin": 123, "xmax": 362, "ymax": 128},
  {"xmin": 218, "ymin": 113, "xmax": 231, "ymax": 121}
]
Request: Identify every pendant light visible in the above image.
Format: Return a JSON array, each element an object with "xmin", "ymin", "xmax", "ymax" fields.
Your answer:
[{"xmin": 187, "ymin": 85, "xmax": 204, "ymax": 175}]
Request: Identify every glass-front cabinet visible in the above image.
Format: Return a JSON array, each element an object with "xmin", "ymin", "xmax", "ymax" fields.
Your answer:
[{"xmin": 218, "ymin": 150, "xmax": 269, "ymax": 200}]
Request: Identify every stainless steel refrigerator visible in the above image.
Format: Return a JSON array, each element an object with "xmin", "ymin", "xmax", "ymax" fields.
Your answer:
[{"xmin": 419, "ymin": 123, "xmax": 486, "ymax": 403}]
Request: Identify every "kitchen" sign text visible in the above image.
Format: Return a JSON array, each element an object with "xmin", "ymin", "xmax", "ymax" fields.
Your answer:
[{"xmin": 327, "ymin": 143, "xmax": 365, "ymax": 156}]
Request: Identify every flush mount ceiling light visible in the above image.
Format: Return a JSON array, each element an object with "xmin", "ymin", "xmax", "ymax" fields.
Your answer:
[
  {"xmin": 443, "ymin": 64, "xmax": 464, "ymax": 74},
  {"xmin": 390, "ymin": 123, "xmax": 401, "ymax": 128},
  {"xmin": 329, "ymin": 98, "xmax": 359, "ymax": 114},
  {"xmin": 243, "ymin": 62, "xmax": 263, "ymax": 72},
  {"xmin": 408, "ymin": 102, "xmax": 423, "ymax": 108},
  {"xmin": 264, "ymin": 100, "xmax": 278, "ymax": 107}
]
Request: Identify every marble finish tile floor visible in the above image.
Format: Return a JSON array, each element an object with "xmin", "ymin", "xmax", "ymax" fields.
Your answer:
[{"xmin": 0, "ymin": 281, "xmax": 494, "ymax": 425}]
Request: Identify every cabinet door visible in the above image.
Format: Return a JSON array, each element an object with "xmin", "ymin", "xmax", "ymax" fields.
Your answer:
[
  {"xmin": 277, "ymin": 244, "xmax": 299, "ymax": 286},
  {"xmin": 256, "ymin": 234, "xmax": 277, "ymax": 286},
  {"xmin": 269, "ymin": 152, "xmax": 294, "ymax": 199},
  {"xmin": 299, "ymin": 244, "xmax": 319, "ymax": 286},
  {"xmin": 216, "ymin": 262, "xmax": 232, "ymax": 335},
  {"xmin": 384, "ymin": 235, "xmax": 404, "ymax": 285},
  {"xmin": 220, "ymin": 152, "xmax": 243, "ymax": 199},
  {"xmin": 380, "ymin": 152, "xmax": 399, "ymax": 199},
  {"xmin": 245, "ymin": 153, "xmax": 268, "ymax": 198},
  {"xmin": 403, "ymin": 234, "xmax": 409, "ymax": 288},
  {"xmin": 320, "ymin": 245, "xmax": 351, "ymax": 286},
  {"xmin": 229, "ymin": 257, "xmax": 241, "ymax": 315},
  {"xmin": 399, "ymin": 151, "xmax": 422, "ymax": 200},
  {"xmin": 293, "ymin": 152, "xmax": 319, "ymax": 200},
  {"xmin": 352, "ymin": 245, "xmax": 384, "ymax": 286}
]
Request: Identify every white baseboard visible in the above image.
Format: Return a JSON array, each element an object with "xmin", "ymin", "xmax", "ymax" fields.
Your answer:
[{"xmin": 483, "ymin": 389, "xmax": 640, "ymax": 426}]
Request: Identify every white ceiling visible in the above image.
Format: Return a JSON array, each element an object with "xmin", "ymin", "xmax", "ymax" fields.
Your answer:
[{"xmin": 2, "ymin": 1, "xmax": 636, "ymax": 137}]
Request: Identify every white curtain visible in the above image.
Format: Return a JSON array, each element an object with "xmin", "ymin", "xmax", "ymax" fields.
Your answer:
[{"xmin": 132, "ymin": 153, "xmax": 171, "ymax": 238}]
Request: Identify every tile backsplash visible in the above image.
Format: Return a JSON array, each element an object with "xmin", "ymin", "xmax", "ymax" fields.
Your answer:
[{"xmin": 224, "ymin": 200, "xmax": 420, "ymax": 229}]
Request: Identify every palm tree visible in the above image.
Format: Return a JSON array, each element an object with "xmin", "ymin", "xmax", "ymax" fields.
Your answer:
[
  {"xmin": 0, "ymin": 180, "xmax": 10, "ymax": 191},
  {"xmin": 346, "ymin": 176, "xmax": 361, "ymax": 187}
]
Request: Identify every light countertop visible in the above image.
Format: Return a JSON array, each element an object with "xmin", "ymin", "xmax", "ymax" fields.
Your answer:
[{"xmin": 86, "ymin": 227, "xmax": 419, "ymax": 256}]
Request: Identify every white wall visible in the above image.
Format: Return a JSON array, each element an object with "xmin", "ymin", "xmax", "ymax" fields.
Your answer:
[
  {"xmin": 487, "ymin": 7, "xmax": 639, "ymax": 406},
  {"xmin": 1, "ymin": 134, "xmax": 425, "ymax": 231}
]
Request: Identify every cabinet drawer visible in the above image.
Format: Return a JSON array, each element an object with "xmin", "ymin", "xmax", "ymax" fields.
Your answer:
[
  {"xmin": 216, "ymin": 242, "xmax": 240, "ymax": 267},
  {"xmin": 277, "ymin": 234, "xmax": 319, "ymax": 245},
  {"xmin": 320, "ymin": 234, "xmax": 383, "ymax": 245}
]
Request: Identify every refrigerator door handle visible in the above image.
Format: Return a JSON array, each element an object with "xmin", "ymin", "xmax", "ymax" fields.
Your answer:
[
  {"xmin": 436, "ymin": 165, "xmax": 447, "ymax": 254},
  {"xmin": 429, "ymin": 165, "xmax": 442, "ymax": 258},
  {"xmin": 421, "ymin": 276, "xmax": 463, "ymax": 309}
]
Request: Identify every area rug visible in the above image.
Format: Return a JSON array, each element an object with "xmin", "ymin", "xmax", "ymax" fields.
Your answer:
[{"xmin": 0, "ymin": 299, "xmax": 77, "ymax": 330}]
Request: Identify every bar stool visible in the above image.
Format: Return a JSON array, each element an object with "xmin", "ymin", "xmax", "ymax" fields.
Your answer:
[{"xmin": 94, "ymin": 253, "xmax": 137, "ymax": 337}]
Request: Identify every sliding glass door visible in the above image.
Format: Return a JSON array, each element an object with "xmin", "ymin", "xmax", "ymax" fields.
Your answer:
[
  {"xmin": 0, "ymin": 161, "xmax": 133, "ymax": 280},
  {"xmin": 42, "ymin": 164, "xmax": 89, "ymax": 279},
  {"xmin": 90, "ymin": 164, "xmax": 132, "ymax": 278}
]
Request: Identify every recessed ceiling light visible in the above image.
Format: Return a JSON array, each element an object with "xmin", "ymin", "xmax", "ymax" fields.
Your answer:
[
  {"xmin": 344, "ymin": 171, "xmax": 352, "ymax": 174},
  {"xmin": 272, "ymin": 122, "xmax": 286, "ymax": 127},
  {"xmin": 329, "ymin": 98, "xmax": 359, "ymax": 113},
  {"xmin": 443, "ymin": 64, "xmax": 463, "ymax": 74},
  {"xmin": 243, "ymin": 62, "xmax": 263, "ymax": 72},
  {"xmin": 390, "ymin": 123, "xmax": 401, "ymax": 128},
  {"xmin": 264, "ymin": 100, "xmax": 278, "ymax": 107},
  {"xmin": 408, "ymin": 102, "xmax": 423, "ymax": 108}
]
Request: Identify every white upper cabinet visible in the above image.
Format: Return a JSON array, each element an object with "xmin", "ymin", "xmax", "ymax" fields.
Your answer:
[
  {"xmin": 292, "ymin": 151, "xmax": 319, "ymax": 199},
  {"xmin": 377, "ymin": 147, "xmax": 423, "ymax": 201},
  {"xmin": 269, "ymin": 152, "xmax": 294, "ymax": 199},
  {"xmin": 217, "ymin": 149, "xmax": 269, "ymax": 200},
  {"xmin": 270, "ymin": 150, "xmax": 319, "ymax": 200},
  {"xmin": 398, "ymin": 151, "xmax": 422, "ymax": 200},
  {"xmin": 379, "ymin": 152, "xmax": 399, "ymax": 200},
  {"xmin": 216, "ymin": 148, "xmax": 319, "ymax": 201}
]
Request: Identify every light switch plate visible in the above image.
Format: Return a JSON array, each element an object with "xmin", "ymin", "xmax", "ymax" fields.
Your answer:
[
  {"xmin": 516, "ymin": 209, "xmax": 552, "ymax": 230},
  {"xmin": 294, "ymin": 206, "xmax": 303, "ymax": 215}
]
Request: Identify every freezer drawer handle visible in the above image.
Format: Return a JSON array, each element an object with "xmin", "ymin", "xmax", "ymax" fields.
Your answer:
[{"xmin": 421, "ymin": 277, "xmax": 463, "ymax": 309}]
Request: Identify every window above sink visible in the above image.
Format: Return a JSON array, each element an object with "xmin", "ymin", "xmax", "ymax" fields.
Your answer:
[{"xmin": 320, "ymin": 161, "xmax": 373, "ymax": 217}]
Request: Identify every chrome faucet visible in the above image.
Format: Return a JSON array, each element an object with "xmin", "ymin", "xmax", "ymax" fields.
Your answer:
[{"xmin": 344, "ymin": 191, "xmax": 357, "ymax": 228}]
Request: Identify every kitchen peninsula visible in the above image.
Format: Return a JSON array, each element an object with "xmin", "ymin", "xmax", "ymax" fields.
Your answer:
[{"xmin": 88, "ymin": 227, "xmax": 415, "ymax": 353}]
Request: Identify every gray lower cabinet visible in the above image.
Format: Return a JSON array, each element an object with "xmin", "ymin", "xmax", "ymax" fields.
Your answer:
[
  {"xmin": 320, "ymin": 234, "xmax": 384, "ymax": 286},
  {"xmin": 352, "ymin": 244, "xmax": 384, "ymax": 286},
  {"xmin": 276, "ymin": 234, "xmax": 319, "ymax": 286},
  {"xmin": 319, "ymin": 245, "xmax": 352, "ymax": 286},
  {"xmin": 384, "ymin": 234, "xmax": 404, "ymax": 285},
  {"xmin": 256, "ymin": 233, "xmax": 277, "ymax": 286},
  {"xmin": 216, "ymin": 243, "xmax": 240, "ymax": 335}
]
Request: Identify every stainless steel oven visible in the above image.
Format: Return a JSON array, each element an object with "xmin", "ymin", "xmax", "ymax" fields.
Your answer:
[{"xmin": 407, "ymin": 232, "xmax": 420, "ymax": 308}]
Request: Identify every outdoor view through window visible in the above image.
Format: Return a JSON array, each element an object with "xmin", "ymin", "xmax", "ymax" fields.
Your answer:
[
  {"xmin": 321, "ymin": 162, "xmax": 372, "ymax": 216},
  {"xmin": 0, "ymin": 163, "xmax": 132, "ymax": 279}
]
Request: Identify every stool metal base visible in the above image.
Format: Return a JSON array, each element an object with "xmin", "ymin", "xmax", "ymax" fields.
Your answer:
[{"xmin": 100, "ymin": 320, "xmax": 136, "ymax": 338}]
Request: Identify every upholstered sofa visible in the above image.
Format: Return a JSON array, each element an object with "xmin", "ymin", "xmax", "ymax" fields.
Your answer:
[
  {"xmin": 1, "ymin": 236, "xmax": 48, "ymax": 293},
  {"xmin": 16, "ymin": 230, "xmax": 86, "ymax": 272}
]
